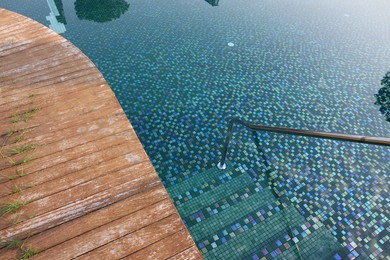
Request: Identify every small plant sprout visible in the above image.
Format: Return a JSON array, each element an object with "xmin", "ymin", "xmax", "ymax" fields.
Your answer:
[
  {"xmin": 3, "ymin": 128, "xmax": 26, "ymax": 138},
  {"xmin": 0, "ymin": 150, "xmax": 16, "ymax": 165},
  {"xmin": 0, "ymin": 200, "xmax": 28, "ymax": 216},
  {"xmin": 14, "ymin": 155, "xmax": 32, "ymax": 166},
  {"xmin": 12, "ymin": 133, "xmax": 26, "ymax": 144},
  {"xmin": 10, "ymin": 214, "xmax": 23, "ymax": 226},
  {"xmin": 0, "ymin": 153, "xmax": 32, "ymax": 167},
  {"xmin": 28, "ymin": 93, "xmax": 39, "ymax": 98},
  {"xmin": 10, "ymin": 108, "xmax": 39, "ymax": 123},
  {"xmin": 10, "ymin": 144, "xmax": 35, "ymax": 155},
  {"xmin": 7, "ymin": 167, "xmax": 26, "ymax": 180},
  {"xmin": 1, "ymin": 239, "xmax": 22, "ymax": 249},
  {"xmin": 8, "ymin": 183, "xmax": 31, "ymax": 195},
  {"xmin": 20, "ymin": 246, "xmax": 39, "ymax": 259}
]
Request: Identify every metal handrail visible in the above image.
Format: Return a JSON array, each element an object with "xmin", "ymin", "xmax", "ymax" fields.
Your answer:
[{"xmin": 217, "ymin": 117, "xmax": 390, "ymax": 169}]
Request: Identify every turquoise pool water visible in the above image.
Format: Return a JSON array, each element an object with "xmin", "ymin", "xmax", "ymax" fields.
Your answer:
[{"xmin": 1, "ymin": 0, "xmax": 389, "ymax": 259}]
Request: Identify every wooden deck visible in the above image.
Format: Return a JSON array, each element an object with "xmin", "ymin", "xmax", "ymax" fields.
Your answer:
[{"xmin": 0, "ymin": 9, "xmax": 201, "ymax": 260}]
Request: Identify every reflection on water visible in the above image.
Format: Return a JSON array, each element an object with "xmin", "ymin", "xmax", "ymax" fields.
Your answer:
[
  {"xmin": 46, "ymin": 0, "xmax": 66, "ymax": 34},
  {"xmin": 205, "ymin": 0, "xmax": 219, "ymax": 6},
  {"xmin": 74, "ymin": 0, "xmax": 129, "ymax": 23},
  {"xmin": 375, "ymin": 71, "xmax": 390, "ymax": 122}
]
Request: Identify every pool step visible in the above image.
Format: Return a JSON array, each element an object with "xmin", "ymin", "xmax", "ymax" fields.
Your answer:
[
  {"xmin": 188, "ymin": 186, "xmax": 276, "ymax": 241},
  {"xmin": 169, "ymin": 165, "xmax": 344, "ymax": 259},
  {"xmin": 167, "ymin": 164, "xmax": 245, "ymax": 205},
  {"xmin": 177, "ymin": 172, "xmax": 254, "ymax": 216},
  {"xmin": 166, "ymin": 163, "xmax": 237, "ymax": 197},
  {"xmin": 245, "ymin": 216, "xmax": 344, "ymax": 259},
  {"xmin": 275, "ymin": 225, "xmax": 343, "ymax": 259},
  {"xmin": 200, "ymin": 205, "xmax": 302, "ymax": 259}
]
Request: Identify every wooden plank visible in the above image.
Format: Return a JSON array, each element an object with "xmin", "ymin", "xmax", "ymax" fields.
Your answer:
[
  {"xmin": 24, "ymin": 186, "xmax": 167, "ymax": 251},
  {"xmin": 0, "ymin": 163, "xmax": 160, "ymax": 241},
  {"xmin": 0, "ymin": 72, "xmax": 105, "ymax": 101},
  {"xmin": 122, "ymin": 230, "xmax": 195, "ymax": 260},
  {"xmin": 0, "ymin": 86, "xmax": 112, "ymax": 126},
  {"xmin": 0, "ymin": 107, "xmax": 124, "ymax": 162},
  {"xmin": 169, "ymin": 246, "xmax": 203, "ymax": 260},
  {"xmin": 0, "ymin": 186, "xmax": 169, "ymax": 259},
  {"xmin": 0, "ymin": 109, "xmax": 127, "ymax": 165},
  {"xmin": 0, "ymin": 67, "xmax": 104, "ymax": 96},
  {"xmin": 0, "ymin": 91, "xmax": 119, "ymax": 139},
  {"xmin": 33, "ymin": 199, "xmax": 176, "ymax": 260},
  {"xmin": 1, "ymin": 147, "xmax": 145, "ymax": 202},
  {"xmin": 0, "ymin": 161, "xmax": 154, "ymax": 230},
  {"xmin": 0, "ymin": 35, "xmax": 63, "ymax": 57},
  {"xmin": 0, "ymin": 130, "xmax": 140, "ymax": 175},
  {"xmin": 79, "ymin": 214, "xmax": 185, "ymax": 260}
]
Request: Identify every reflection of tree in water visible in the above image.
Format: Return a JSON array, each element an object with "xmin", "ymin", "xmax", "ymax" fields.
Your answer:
[
  {"xmin": 205, "ymin": 0, "xmax": 219, "ymax": 6},
  {"xmin": 54, "ymin": 0, "xmax": 67, "ymax": 24},
  {"xmin": 375, "ymin": 71, "xmax": 390, "ymax": 122},
  {"xmin": 75, "ymin": 0, "xmax": 129, "ymax": 23}
]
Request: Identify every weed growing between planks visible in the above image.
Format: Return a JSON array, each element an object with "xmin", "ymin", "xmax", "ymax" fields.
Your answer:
[
  {"xmin": 0, "ymin": 200, "xmax": 28, "ymax": 216},
  {"xmin": 10, "ymin": 108, "xmax": 39, "ymax": 123},
  {"xmin": 0, "ymin": 239, "xmax": 22, "ymax": 249}
]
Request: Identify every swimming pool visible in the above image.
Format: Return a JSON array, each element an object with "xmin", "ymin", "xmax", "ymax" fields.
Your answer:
[{"xmin": 1, "ymin": 0, "xmax": 389, "ymax": 259}]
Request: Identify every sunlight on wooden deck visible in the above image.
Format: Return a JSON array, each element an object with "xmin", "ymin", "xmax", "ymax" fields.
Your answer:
[{"xmin": 0, "ymin": 8, "xmax": 201, "ymax": 259}]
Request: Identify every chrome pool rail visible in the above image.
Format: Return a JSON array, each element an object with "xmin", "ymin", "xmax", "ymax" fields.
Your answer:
[{"xmin": 217, "ymin": 117, "xmax": 390, "ymax": 169}]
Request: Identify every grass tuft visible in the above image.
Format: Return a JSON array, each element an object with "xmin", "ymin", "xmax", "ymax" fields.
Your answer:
[
  {"xmin": 28, "ymin": 93, "xmax": 39, "ymax": 98},
  {"xmin": 10, "ymin": 144, "xmax": 35, "ymax": 155},
  {"xmin": 1, "ymin": 239, "xmax": 22, "ymax": 249},
  {"xmin": 10, "ymin": 214, "xmax": 23, "ymax": 226},
  {"xmin": 14, "ymin": 156, "xmax": 32, "ymax": 166},
  {"xmin": 0, "ymin": 153, "xmax": 32, "ymax": 166},
  {"xmin": 10, "ymin": 108, "xmax": 39, "ymax": 123},
  {"xmin": 8, "ymin": 184, "xmax": 31, "ymax": 195},
  {"xmin": 3, "ymin": 128, "xmax": 26, "ymax": 138},
  {"xmin": 20, "ymin": 246, "xmax": 39, "ymax": 259},
  {"xmin": 12, "ymin": 134, "xmax": 26, "ymax": 144},
  {"xmin": 0, "ymin": 150, "xmax": 16, "ymax": 165},
  {"xmin": 8, "ymin": 167, "xmax": 26, "ymax": 180},
  {"xmin": 0, "ymin": 200, "xmax": 27, "ymax": 216}
]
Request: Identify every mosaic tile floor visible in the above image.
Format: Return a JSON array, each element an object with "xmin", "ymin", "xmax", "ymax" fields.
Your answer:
[
  {"xmin": 167, "ymin": 165, "xmax": 346, "ymax": 259},
  {"xmin": 1, "ymin": 0, "xmax": 389, "ymax": 258}
]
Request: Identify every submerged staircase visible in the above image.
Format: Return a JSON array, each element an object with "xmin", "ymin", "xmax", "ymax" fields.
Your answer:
[{"xmin": 167, "ymin": 164, "xmax": 343, "ymax": 259}]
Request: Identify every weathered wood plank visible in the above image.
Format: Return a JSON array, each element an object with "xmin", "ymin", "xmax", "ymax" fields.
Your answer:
[
  {"xmin": 169, "ymin": 246, "xmax": 203, "ymax": 260},
  {"xmin": 0, "ymin": 72, "xmax": 106, "ymax": 102},
  {"xmin": 0, "ymin": 86, "xmax": 110, "ymax": 123},
  {"xmin": 0, "ymin": 163, "xmax": 160, "ymax": 241},
  {"xmin": 0, "ymin": 107, "xmax": 124, "ymax": 160},
  {"xmin": 79, "ymin": 214, "xmax": 185, "ymax": 260},
  {"xmin": 0, "ymin": 186, "xmax": 169, "ymax": 259},
  {"xmin": 0, "ymin": 161, "xmax": 154, "ymax": 230},
  {"xmin": 33, "ymin": 199, "xmax": 176, "ymax": 260},
  {"xmin": 122, "ymin": 230, "xmax": 195, "ymax": 260},
  {"xmin": 24, "ymin": 186, "xmax": 166, "ymax": 250}
]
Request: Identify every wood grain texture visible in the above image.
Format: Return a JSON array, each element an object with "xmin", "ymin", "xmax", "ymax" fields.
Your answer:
[{"xmin": 0, "ymin": 8, "xmax": 201, "ymax": 259}]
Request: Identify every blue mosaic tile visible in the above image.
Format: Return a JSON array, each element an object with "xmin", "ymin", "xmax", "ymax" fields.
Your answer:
[{"xmin": 2, "ymin": 0, "xmax": 389, "ymax": 258}]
